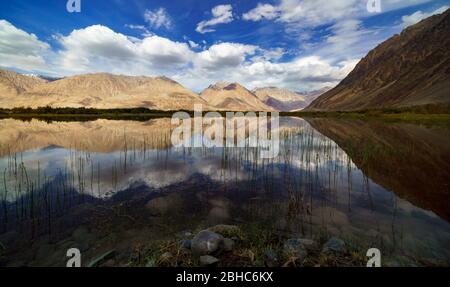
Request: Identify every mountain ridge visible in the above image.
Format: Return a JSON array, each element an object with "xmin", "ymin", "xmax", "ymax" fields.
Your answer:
[{"xmin": 307, "ymin": 9, "xmax": 450, "ymax": 111}]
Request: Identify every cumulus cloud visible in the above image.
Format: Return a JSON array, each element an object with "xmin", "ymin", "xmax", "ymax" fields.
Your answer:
[
  {"xmin": 235, "ymin": 56, "xmax": 359, "ymax": 91},
  {"xmin": 0, "ymin": 19, "xmax": 50, "ymax": 71},
  {"xmin": 196, "ymin": 4, "xmax": 234, "ymax": 34},
  {"xmin": 401, "ymin": 6, "xmax": 449, "ymax": 27},
  {"xmin": 55, "ymin": 25, "xmax": 192, "ymax": 74},
  {"xmin": 144, "ymin": 8, "xmax": 172, "ymax": 29},
  {"xmin": 195, "ymin": 43, "xmax": 258, "ymax": 70}
]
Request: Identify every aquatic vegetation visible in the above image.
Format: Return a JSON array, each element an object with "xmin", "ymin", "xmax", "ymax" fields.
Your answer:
[{"xmin": 0, "ymin": 117, "xmax": 449, "ymax": 266}]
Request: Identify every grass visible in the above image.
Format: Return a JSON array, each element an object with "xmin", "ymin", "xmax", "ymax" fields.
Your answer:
[
  {"xmin": 129, "ymin": 223, "xmax": 369, "ymax": 267},
  {"xmin": 283, "ymin": 104, "xmax": 450, "ymax": 123},
  {"xmin": 0, "ymin": 104, "xmax": 450, "ymax": 123}
]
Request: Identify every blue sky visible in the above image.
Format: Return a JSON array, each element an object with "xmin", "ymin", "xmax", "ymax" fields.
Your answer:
[{"xmin": 0, "ymin": 0, "xmax": 448, "ymax": 92}]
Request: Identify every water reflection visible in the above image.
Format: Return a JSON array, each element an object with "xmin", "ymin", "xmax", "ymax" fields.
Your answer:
[{"xmin": 0, "ymin": 117, "xmax": 449, "ymax": 266}]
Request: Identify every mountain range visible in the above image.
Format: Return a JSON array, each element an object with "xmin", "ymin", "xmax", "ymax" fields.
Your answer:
[{"xmin": 0, "ymin": 70, "xmax": 322, "ymax": 112}]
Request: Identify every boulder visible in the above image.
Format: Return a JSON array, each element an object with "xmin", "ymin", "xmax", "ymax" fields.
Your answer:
[
  {"xmin": 191, "ymin": 230, "xmax": 224, "ymax": 256},
  {"xmin": 180, "ymin": 239, "xmax": 191, "ymax": 250}
]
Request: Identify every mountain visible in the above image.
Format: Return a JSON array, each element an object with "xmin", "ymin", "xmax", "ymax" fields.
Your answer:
[
  {"xmin": 0, "ymin": 71, "xmax": 210, "ymax": 111},
  {"xmin": 253, "ymin": 87, "xmax": 307, "ymax": 111},
  {"xmin": 0, "ymin": 69, "xmax": 48, "ymax": 97},
  {"xmin": 200, "ymin": 82, "xmax": 273, "ymax": 111},
  {"xmin": 307, "ymin": 9, "xmax": 450, "ymax": 111},
  {"xmin": 302, "ymin": 87, "xmax": 332, "ymax": 105}
]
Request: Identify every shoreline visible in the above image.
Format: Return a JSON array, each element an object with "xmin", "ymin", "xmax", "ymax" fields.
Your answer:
[{"xmin": 0, "ymin": 105, "xmax": 450, "ymax": 123}]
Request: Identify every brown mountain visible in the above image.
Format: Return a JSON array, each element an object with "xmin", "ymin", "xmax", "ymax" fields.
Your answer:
[
  {"xmin": 0, "ymin": 71, "xmax": 211, "ymax": 111},
  {"xmin": 253, "ymin": 87, "xmax": 307, "ymax": 111},
  {"xmin": 307, "ymin": 9, "xmax": 450, "ymax": 111},
  {"xmin": 0, "ymin": 69, "xmax": 48, "ymax": 97},
  {"xmin": 200, "ymin": 82, "xmax": 273, "ymax": 111}
]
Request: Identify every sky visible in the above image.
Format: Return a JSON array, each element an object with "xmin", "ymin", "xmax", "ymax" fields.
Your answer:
[{"xmin": 0, "ymin": 0, "xmax": 448, "ymax": 92}]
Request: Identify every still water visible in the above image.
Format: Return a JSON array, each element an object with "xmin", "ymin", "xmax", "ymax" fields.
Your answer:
[{"xmin": 0, "ymin": 117, "xmax": 449, "ymax": 266}]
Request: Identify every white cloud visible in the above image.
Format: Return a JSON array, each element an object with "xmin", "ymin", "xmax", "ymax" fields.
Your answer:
[
  {"xmin": 242, "ymin": 3, "xmax": 280, "ymax": 21},
  {"xmin": 0, "ymin": 20, "xmax": 50, "ymax": 72},
  {"xmin": 243, "ymin": 0, "xmax": 361, "ymax": 26},
  {"xmin": 55, "ymin": 25, "xmax": 192, "ymax": 74},
  {"xmin": 243, "ymin": 0, "xmax": 435, "ymax": 27},
  {"xmin": 401, "ymin": 5, "xmax": 449, "ymax": 27},
  {"xmin": 235, "ymin": 56, "xmax": 359, "ymax": 91},
  {"xmin": 144, "ymin": 8, "xmax": 172, "ymax": 29},
  {"xmin": 139, "ymin": 35, "xmax": 193, "ymax": 65},
  {"xmin": 195, "ymin": 42, "xmax": 257, "ymax": 70},
  {"xmin": 196, "ymin": 4, "xmax": 234, "ymax": 34}
]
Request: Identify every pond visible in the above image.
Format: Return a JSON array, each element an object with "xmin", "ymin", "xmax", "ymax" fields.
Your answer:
[{"xmin": 0, "ymin": 117, "xmax": 449, "ymax": 266}]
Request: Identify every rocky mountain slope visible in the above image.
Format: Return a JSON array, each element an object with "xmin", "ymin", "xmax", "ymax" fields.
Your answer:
[
  {"xmin": 0, "ymin": 69, "xmax": 48, "ymax": 97},
  {"xmin": 200, "ymin": 82, "xmax": 273, "ymax": 111},
  {"xmin": 307, "ymin": 9, "xmax": 450, "ymax": 111}
]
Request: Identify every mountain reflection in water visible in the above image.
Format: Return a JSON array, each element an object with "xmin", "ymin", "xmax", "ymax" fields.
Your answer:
[{"xmin": 0, "ymin": 117, "xmax": 449, "ymax": 266}]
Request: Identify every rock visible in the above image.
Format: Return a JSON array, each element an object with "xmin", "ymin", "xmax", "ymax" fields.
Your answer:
[
  {"xmin": 207, "ymin": 225, "xmax": 240, "ymax": 237},
  {"xmin": 322, "ymin": 237, "xmax": 345, "ymax": 253},
  {"xmin": 180, "ymin": 239, "xmax": 191, "ymax": 250},
  {"xmin": 263, "ymin": 250, "xmax": 279, "ymax": 267},
  {"xmin": 199, "ymin": 255, "xmax": 219, "ymax": 266},
  {"xmin": 191, "ymin": 230, "xmax": 224, "ymax": 256},
  {"xmin": 223, "ymin": 238, "xmax": 235, "ymax": 252},
  {"xmin": 87, "ymin": 250, "xmax": 116, "ymax": 267},
  {"xmin": 284, "ymin": 239, "xmax": 307, "ymax": 260}
]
